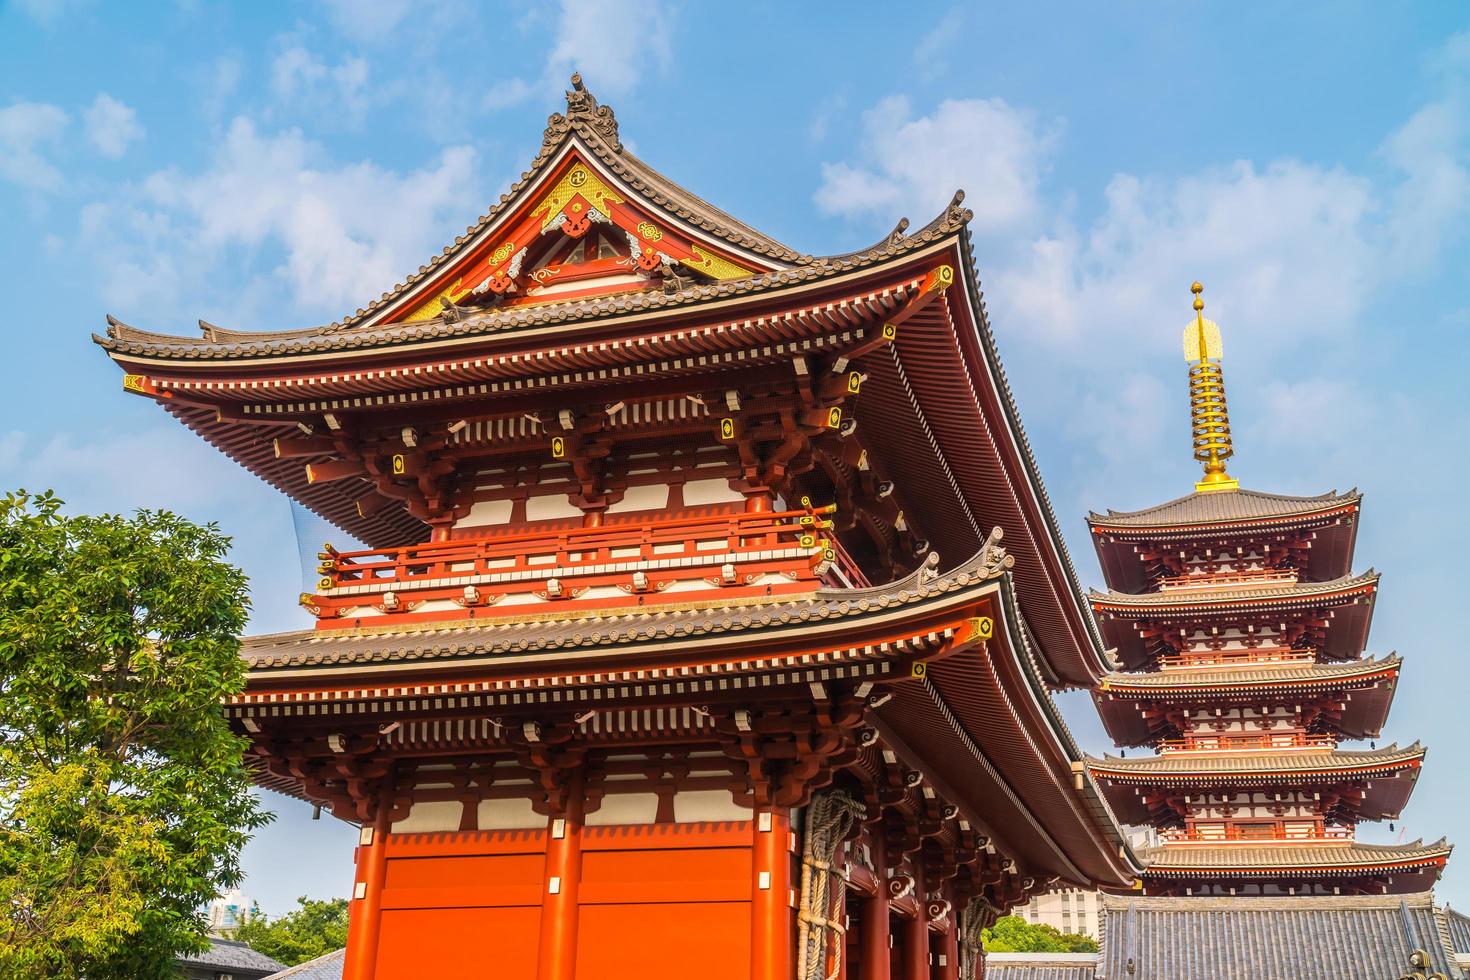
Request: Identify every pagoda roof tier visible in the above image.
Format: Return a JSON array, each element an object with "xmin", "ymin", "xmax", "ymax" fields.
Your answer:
[
  {"xmin": 1094, "ymin": 655, "xmax": 1401, "ymax": 747},
  {"xmin": 1136, "ymin": 838, "xmax": 1451, "ymax": 877},
  {"xmin": 232, "ymin": 544, "xmax": 1143, "ymax": 890},
  {"xmin": 1087, "ymin": 743, "xmax": 1424, "ymax": 824},
  {"xmin": 94, "ymin": 78, "xmax": 1111, "ymax": 686},
  {"xmin": 1089, "ymin": 487, "xmax": 1361, "ymax": 530},
  {"xmin": 1091, "ymin": 572, "xmax": 1378, "ymax": 670},
  {"xmin": 1088, "ymin": 488, "xmax": 1361, "ymax": 591},
  {"xmin": 1134, "ymin": 839, "xmax": 1451, "ymax": 895}
]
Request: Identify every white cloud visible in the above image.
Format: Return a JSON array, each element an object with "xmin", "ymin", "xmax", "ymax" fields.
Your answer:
[
  {"xmin": 545, "ymin": 0, "xmax": 672, "ymax": 95},
  {"xmin": 82, "ymin": 93, "xmax": 144, "ymax": 158},
  {"xmin": 993, "ymin": 159, "xmax": 1379, "ymax": 353},
  {"xmin": 79, "ymin": 117, "xmax": 482, "ymax": 325},
  {"xmin": 270, "ymin": 45, "xmax": 372, "ymax": 125},
  {"xmin": 320, "ymin": 0, "xmax": 414, "ymax": 43},
  {"xmin": 483, "ymin": 0, "xmax": 674, "ymax": 112},
  {"xmin": 0, "ymin": 101, "xmax": 68, "ymax": 190},
  {"xmin": 913, "ymin": 8, "xmax": 964, "ymax": 80},
  {"xmin": 814, "ymin": 95, "xmax": 1059, "ymax": 234}
]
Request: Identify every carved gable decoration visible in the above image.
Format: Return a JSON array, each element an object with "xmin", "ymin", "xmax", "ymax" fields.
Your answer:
[{"xmin": 365, "ymin": 75, "xmax": 785, "ymax": 327}]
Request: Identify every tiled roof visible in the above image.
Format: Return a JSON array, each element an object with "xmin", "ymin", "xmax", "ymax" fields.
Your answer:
[
  {"xmin": 985, "ymin": 952, "xmax": 1100, "ymax": 979},
  {"xmin": 263, "ymin": 948, "xmax": 344, "ymax": 979},
  {"xmin": 1139, "ymin": 838, "xmax": 1452, "ymax": 870},
  {"xmin": 1088, "ymin": 742, "xmax": 1423, "ymax": 776},
  {"xmin": 1089, "ymin": 571, "xmax": 1378, "ymax": 609},
  {"xmin": 179, "ymin": 937, "xmax": 286, "ymax": 975},
  {"xmin": 96, "ymin": 214, "xmax": 963, "ymax": 361},
  {"xmin": 1088, "ymin": 487, "xmax": 1360, "ymax": 529},
  {"xmin": 1444, "ymin": 907, "xmax": 1470, "ymax": 955},
  {"xmin": 94, "ymin": 72, "xmax": 975, "ymax": 362},
  {"xmin": 1097, "ymin": 891, "xmax": 1464, "ymax": 979},
  {"xmin": 242, "ymin": 543, "xmax": 1009, "ymax": 673},
  {"xmin": 1098, "ymin": 654, "xmax": 1401, "ymax": 690}
]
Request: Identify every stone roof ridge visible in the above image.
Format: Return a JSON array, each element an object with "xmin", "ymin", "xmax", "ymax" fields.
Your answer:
[
  {"xmin": 820, "ymin": 190, "xmax": 974, "ymax": 266},
  {"xmin": 817, "ymin": 526, "xmax": 1014, "ymax": 602},
  {"xmin": 543, "ymin": 71, "xmax": 623, "ymax": 152},
  {"xmin": 1088, "ymin": 485, "xmax": 1362, "ymax": 528}
]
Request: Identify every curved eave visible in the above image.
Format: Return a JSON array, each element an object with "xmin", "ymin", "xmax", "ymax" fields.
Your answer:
[
  {"xmin": 1088, "ymin": 746, "xmax": 1425, "ymax": 824},
  {"xmin": 235, "ymin": 555, "xmax": 1142, "ymax": 889},
  {"xmin": 1093, "ymin": 574, "xmax": 1379, "ymax": 671},
  {"xmin": 1088, "ymin": 746, "xmax": 1425, "ymax": 782},
  {"xmin": 1087, "ymin": 491, "xmax": 1362, "ymax": 593},
  {"xmin": 1093, "ymin": 657, "xmax": 1401, "ymax": 746},
  {"xmin": 876, "ymin": 573, "xmax": 1141, "ymax": 888},
  {"xmin": 98, "ymin": 231, "xmax": 1110, "ymax": 688}
]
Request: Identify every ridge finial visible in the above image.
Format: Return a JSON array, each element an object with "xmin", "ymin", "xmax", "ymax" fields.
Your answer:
[{"xmin": 1182, "ymin": 281, "xmax": 1238, "ymax": 492}]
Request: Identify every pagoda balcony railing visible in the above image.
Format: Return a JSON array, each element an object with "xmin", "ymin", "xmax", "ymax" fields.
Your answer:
[
  {"xmin": 303, "ymin": 506, "xmax": 849, "ymax": 624},
  {"xmin": 1156, "ymin": 568, "xmax": 1299, "ymax": 592},
  {"xmin": 1159, "ymin": 646, "xmax": 1317, "ymax": 670},
  {"xmin": 1158, "ymin": 732, "xmax": 1338, "ymax": 753},
  {"xmin": 1160, "ymin": 823, "xmax": 1352, "ymax": 844}
]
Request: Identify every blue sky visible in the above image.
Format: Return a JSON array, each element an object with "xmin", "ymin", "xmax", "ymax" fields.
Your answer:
[{"xmin": 3, "ymin": 1, "xmax": 1468, "ymax": 914}]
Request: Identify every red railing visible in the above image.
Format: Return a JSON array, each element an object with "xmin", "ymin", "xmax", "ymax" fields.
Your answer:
[
  {"xmin": 1159, "ymin": 646, "xmax": 1317, "ymax": 670},
  {"xmin": 1160, "ymin": 822, "xmax": 1351, "ymax": 844},
  {"xmin": 1157, "ymin": 567, "xmax": 1299, "ymax": 592},
  {"xmin": 303, "ymin": 506, "xmax": 842, "ymax": 626},
  {"xmin": 1159, "ymin": 732, "xmax": 1337, "ymax": 753}
]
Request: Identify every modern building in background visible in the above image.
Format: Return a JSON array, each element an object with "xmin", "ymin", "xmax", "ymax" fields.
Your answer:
[
  {"xmin": 206, "ymin": 887, "xmax": 259, "ymax": 935},
  {"xmin": 1013, "ymin": 887, "xmax": 1102, "ymax": 938},
  {"xmin": 1083, "ymin": 285, "xmax": 1449, "ymax": 895},
  {"xmin": 97, "ymin": 76, "xmax": 1149, "ymax": 980}
]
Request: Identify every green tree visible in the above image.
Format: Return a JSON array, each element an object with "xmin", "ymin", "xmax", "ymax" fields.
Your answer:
[
  {"xmin": 982, "ymin": 914, "xmax": 1099, "ymax": 953},
  {"xmin": 235, "ymin": 897, "xmax": 349, "ymax": 966},
  {"xmin": 0, "ymin": 490, "xmax": 270, "ymax": 979}
]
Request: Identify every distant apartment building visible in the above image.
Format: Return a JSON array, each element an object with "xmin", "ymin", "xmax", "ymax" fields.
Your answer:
[
  {"xmin": 206, "ymin": 888, "xmax": 258, "ymax": 935},
  {"xmin": 1014, "ymin": 887, "xmax": 1102, "ymax": 938}
]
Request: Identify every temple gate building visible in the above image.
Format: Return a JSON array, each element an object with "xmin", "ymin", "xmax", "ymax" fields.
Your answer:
[
  {"xmin": 95, "ymin": 77, "xmax": 1146, "ymax": 980},
  {"xmin": 1084, "ymin": 284, "xmax": 1449, "ymax": 897}
]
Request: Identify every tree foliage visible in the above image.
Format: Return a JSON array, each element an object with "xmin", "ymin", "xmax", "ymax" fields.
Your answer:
[
  {"xmin": 982, "ymin": 914, "xmax": 1099, "ymax": 952},
  {"xmin": 0, "ymin": 490, "xmax": 270, "ymax": 979},
  {"xmin": 234, "ymin": 897, "xmax": 349, "ymax": 966}
]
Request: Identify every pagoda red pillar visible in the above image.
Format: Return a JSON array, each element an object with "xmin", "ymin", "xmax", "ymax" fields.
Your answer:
[
  {"xmin": 903, "ymin": 907, "xmax": 930, "ymax": 980},
  {"xmin": 537, "ymin": 771, "xmax": 586, "ymax": 980},
  {"xmin": 934, "ymin": 923, "xmax": 958, "ymax": 980},
  {"xmin": 342, "ymin": 774, "xmax": 396, "ymax": 980},
  {"xmin": 860, "ymin": 833, "xmax": 890, "ymax": 980},
  {"xmin": 752, "ymin": 807, "xmax": 793, "ymax": 980}
]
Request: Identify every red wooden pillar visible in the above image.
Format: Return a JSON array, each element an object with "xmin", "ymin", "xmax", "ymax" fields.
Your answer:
[
  {"xmin": 904, "ymin": 905, "xmax": 930, "ymax": 980},
  {"xmin": 934, "ymin": 919, "xmax": 959, "ymax": 980},
  {"xmin": 860, "ymin": 833, "xmax": 890, "ymax": 980},
  {"xmin": 537, "ymin": 770, "xmax": 586, "ymax": 980},
  {"xmin": 752, "ymin": 807, "xmax": 793, "ymax": 980},
  {"xmin": 342, "ymin": 773, "xmax": 396, "ymax": 980}
]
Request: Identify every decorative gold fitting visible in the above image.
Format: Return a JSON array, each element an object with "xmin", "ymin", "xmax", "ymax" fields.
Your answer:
[{"xmin": 1182, "ymin": 281, "xmax": 1238, "ymax": 493}]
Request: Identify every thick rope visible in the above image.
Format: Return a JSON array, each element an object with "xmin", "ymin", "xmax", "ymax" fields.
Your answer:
[
  {"xmin": 958, "ymin": 897, "xmax": 993, "ymax": 980},
  {"xmin": 795, "ymin": 790, "xmax": 866, "ymax": 980}
]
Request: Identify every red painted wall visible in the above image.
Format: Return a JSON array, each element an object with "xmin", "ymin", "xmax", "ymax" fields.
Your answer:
[{"xmin": 364, "ymin": 822, "xmax": 757, "ymax": 979}]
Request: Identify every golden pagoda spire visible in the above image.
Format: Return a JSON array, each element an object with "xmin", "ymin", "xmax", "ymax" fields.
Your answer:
[{"xmin": 1182, "ymin": 281, "xmax": 1239, "ymax": 492}]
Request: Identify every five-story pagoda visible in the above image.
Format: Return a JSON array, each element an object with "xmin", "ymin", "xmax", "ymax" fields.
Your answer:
[
  {"xmin": 95, "ymin": 77, "xmax": 1145, "ymax": 980},
  {"xmin": 1085, "ymin": 284, "xmax": 1449, "ymax": 897}
]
